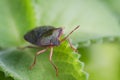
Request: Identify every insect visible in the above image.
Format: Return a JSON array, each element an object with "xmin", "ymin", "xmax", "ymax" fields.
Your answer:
[{"xmin": 23, "ymin": 25, "xmax": 79, "ymax": 76}]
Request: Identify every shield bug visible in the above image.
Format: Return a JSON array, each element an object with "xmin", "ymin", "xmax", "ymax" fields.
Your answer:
[{"xmin": 23, "ymin": 25, "xmax": 79, "ymax": 76}]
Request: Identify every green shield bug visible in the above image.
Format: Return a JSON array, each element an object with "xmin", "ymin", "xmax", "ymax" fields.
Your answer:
[{"xmin": 23, "ymin": 25, "xmax": 79, "ymax": 76}]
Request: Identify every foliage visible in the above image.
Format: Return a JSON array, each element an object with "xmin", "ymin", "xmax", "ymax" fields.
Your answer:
[{"xmin": 0, "ymin": 0, "xmax": 120, "ymax": 80}]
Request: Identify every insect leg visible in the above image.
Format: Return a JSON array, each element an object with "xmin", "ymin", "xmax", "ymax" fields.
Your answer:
[
  {"xmin": 67, "ymin": 38, "xmax": 78, "ymax": 52},
  {"xmin": 60, "ymin": 37, "xmax": 77, "ymax": 52},
  {"xmin": 29, "ymin": 48, "xmax": 48, "ymax": 69},
  {"xmin": 49, "ymin": 47, "xmax": 58, "ymax": 76}
]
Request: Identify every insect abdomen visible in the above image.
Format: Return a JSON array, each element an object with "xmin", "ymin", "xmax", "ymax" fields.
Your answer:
[{"xmin": 24, "ymin": 26, "xmax": 55, "ymax": 45}]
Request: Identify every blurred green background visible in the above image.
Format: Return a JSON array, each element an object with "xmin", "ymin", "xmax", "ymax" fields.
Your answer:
[{"xmin": 0, "ymin": 0, "xmax": 120, "ymax": 80}]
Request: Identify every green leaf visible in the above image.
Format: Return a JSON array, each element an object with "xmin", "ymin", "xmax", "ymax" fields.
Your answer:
[
  {"xmin": 78, "ymin": 42, "xmax": 120, "ymax": 80},
  {"xmin": 103, "ymin": 0, "xmax": 120, "ymax": 16},
  {"xmin": 0, "ymin": 41, "xmax": 88, "ymax": 80},
  {"xmin": 0, "ymin": 0, "xmax": 35, "ymax": 48},
  {"xmin": 1, "ymin": 0, "xmax": 120, "ymax": 80},
  {"xmin": 33, "ymin": 0, "xmax": 120, "ymax": 44},
  {"xmin": 0, "ymin": 0, "xmax": 88, "ymax": 80},
  {"xmin": 0, "ymin": 71, "xmax": 14, "ymax": 80},
  {"xmin": 1, "ymin": 0, "xmax": 120, "ymax": 47}
]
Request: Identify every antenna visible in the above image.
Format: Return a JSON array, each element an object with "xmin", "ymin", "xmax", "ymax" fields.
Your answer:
[{"xmin": 61, "ymin": 25, "xmax": 80, "ymax": 42}]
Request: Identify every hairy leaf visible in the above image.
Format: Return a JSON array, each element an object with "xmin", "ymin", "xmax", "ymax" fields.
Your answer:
[
  {"xmin": 32, "ymin": 0, "xmax": 120, "ymax": 44},
  {"xmin": 0, "ymin": 0, "xmax": 35, "ymax": 48},
  {"xmin": 0, "ymin": 41, "xmax": 88, "ymax": 80}
]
